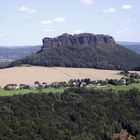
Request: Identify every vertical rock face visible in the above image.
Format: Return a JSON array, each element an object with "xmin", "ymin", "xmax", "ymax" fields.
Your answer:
[{"xmin": 41, "ymin": 33, "xmax": 116, "ymax": 51}]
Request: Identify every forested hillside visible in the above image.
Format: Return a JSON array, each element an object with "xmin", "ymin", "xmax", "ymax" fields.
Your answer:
[
  {"xmin": 10, "ymin": 44, "xmax": 140, "ymax": 70},
  {"xmin": 0, "ymin": 88, "xmax": 140, "ymax": 140},
  {"xmin": 9, "ymin": 33, "xmax": 140, "ymax": 70}
]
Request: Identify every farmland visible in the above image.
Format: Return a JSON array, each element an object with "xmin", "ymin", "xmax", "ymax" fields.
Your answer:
[
  {"xmin": 0, "ymin": 66, "xmax": 122, "ymax": 87},
  {"xmin": 1, "ymin": 66, "xmax": 140, "ymax": 96}
]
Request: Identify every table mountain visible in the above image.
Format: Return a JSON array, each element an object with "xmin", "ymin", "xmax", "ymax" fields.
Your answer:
[{"xmin": 9, "ymin": 33, "xmax": 140, "ymax": 70}]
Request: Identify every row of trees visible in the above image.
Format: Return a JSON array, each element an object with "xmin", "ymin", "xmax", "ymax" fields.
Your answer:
[{"xmin": 120, "ymin": 70, "xmax": 140, "ymax": 79}]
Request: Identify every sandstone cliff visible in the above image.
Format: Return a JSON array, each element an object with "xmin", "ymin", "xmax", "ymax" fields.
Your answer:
[{"xmin": 41, "ymin": 33, "xmax": 115, "ymax": 51}]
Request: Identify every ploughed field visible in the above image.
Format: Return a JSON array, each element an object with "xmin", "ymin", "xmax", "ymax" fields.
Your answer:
[{"xmin": 0, "ymin": 66, "xmax": 122, "ymax": 87}]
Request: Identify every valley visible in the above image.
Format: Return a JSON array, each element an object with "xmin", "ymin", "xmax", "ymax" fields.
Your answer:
[{"xmin": 0, "ymin": 46, "xmax": 40, "ymax": 67}]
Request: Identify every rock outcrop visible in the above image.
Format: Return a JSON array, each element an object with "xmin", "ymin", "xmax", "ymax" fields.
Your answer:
[{"xmin": 41, "ymin": 33, "xmax": 116, "ymax": 51}]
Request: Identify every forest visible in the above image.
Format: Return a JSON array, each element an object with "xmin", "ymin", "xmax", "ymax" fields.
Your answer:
[{"xmin": 0, "ymin": 88, "xmax": 140, "ymax": 140}]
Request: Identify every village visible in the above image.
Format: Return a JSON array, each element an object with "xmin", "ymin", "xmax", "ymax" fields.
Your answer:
[{"xmin": 3, "ymin": 71, "xmax": 140, "ymax": 91}]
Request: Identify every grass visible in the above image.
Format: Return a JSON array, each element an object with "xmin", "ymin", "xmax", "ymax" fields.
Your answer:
[
  {"xmin": 0, "ymin": 88, "xmax": 64, "ymax": 96},
  {"xmin": 1, "ymin": 82, "xmax": 140, "ymax": 97},
  {"xmin": 101, "ymin": 82, "xmax": 140, "ymax": 92}
]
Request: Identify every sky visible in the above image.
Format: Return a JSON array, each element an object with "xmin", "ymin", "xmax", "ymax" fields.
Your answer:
[{"xmin": 0, "ymin": 0, "xmax": 139, "ymax": 46}]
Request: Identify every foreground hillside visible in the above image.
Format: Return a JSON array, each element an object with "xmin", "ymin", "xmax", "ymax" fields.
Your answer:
[
  {"xmin": 0, "ymin": 66, "xmax": 122, "ymax": 87},
  {"xmin": 9, "ymin": 33, "xmax": 140, "ymax": 70},
  {"xmin": 0, "ymin": 88, "xmax": 140, "ymax": 139}
]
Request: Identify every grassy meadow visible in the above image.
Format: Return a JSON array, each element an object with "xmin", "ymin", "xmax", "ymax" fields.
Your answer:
[
  {"xmin": 1, "ymin": 82, "xmax": 140, "ymax": 96},
  {"xmin": 0, "ymin": 87, "xmax": 64, "ymax": 96},
  {"xmin": 100, "ymin": 82, "xmax": 140, "ymax": 92}
]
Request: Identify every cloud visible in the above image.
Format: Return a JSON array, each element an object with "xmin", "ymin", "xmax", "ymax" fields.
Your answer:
[
  {"xmin": 125, "ymin": 19, "xmax": 136, "ymax": 23},
  {"xmin": 102, "ymin": 8, "xmax": 116, "ymax": 13},
  {"xmin": 41, "ymin": 20, "xmax": 52, "ymax": 25},
  {"xmin": 52, "ymin": 17, "xmax": 65, "ymax": 23},
  {"xmin": 0, "ymin": 34, "xmax": 5, "ymax": 39},
  {"xmin": 116, "ymin": 28, "xmax": 131, "ymax": 35},
  {"xmin": 80, "ymin": 0, "xmax": 94, "ymax": 5},
  {"xmin": 26, "ymin": 16, "xmax": 32, "ymax": 20},
  {"xmin": 41, "ymin": 17, "xmax": 65, "ymax": 25},
  {"xmin": 116, "ymin": 30, "xmax": 126, "ymax": 34},
  {"xmin": 18, "ymin": 6, "xmax": 36, "ymax": 14},
  {"xmin": 44, "ymin": 28, "xmax": 56, "ymax": 32},
  {"xmin": 122, "ymin": 5, "xmax": 133, "ymax": 10},
  {"xmin": 74, "ymin": 29, "xmax": 83, "ymax": 34}
]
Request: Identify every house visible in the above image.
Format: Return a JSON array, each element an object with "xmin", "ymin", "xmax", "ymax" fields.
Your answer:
[
  {"xmin": 86, "ymin": 84, "xmax": 94, "ymax": 87},
  {"xmin": 4, "ymin": 84, "xmax": 19, "ymax": 90},
  {"xmin": 42, "ymin": 82, "xmax": 47, "ymax": 88},
  {"xmin": 15, "ymin": 86, "xmax": 20, "ymax": 90},
  {"xmin": 19, "ymin": 84, "xmax": 30, "ymax": 89},
  {"xmin": 29, "ymin": 84, "xmax": 39, "ymax": 90},
  {"xmin": 51, "ymin": 82, "xmax": 60, "ymax": 88},
  {"xmin": 72, "ymin": 82, "xmax": 77, "ymax": 86},
  {"xmin": 120, "ymin": 78, "xmax": 127, "ymax": 84},
  {"xmin": 80, "ymin": 82, "xmax": 87, "ymax": 87}
]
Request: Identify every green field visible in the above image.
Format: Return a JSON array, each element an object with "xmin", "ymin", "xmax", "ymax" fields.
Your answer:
[
  {"xmin": 1, "ymin": 82, "xmax": 140, "ymax": 96},
  {"xmin": 0, "ymin": 88, "xmax": 64, "ymax": 96},
  {"xmin": 101, "ymin": 82, "xmax": 140, "ymax": 92}
]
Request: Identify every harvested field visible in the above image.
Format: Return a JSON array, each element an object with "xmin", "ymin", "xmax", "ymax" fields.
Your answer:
[{"xmin": 0, "ymin": 66, "xmax": 122, "ymax": 87}]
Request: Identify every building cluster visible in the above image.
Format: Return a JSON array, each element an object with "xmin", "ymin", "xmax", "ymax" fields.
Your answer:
[{"xmin": 3, "ymin": 75, "xmax": 138, "ymax": 90}]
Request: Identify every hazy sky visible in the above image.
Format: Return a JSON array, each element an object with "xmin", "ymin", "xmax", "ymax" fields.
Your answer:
[{"xmin": 0, "ymin": 0, "xmax": 139, "ymax": 46}]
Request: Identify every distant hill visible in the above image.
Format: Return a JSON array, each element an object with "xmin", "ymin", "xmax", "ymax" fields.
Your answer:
[
  {"xmin": 9, "ymin": 33, "xmax": 140, "ymax": 70},
  {"xmin": 117, "ymin": 42, "xmax": 140, "ymax": 54},
  {"xmin": 117, "ymin": 41, "xmax": 140, "ymax": 46},
  {"xmin": 0, "ymin": 46, "xmax": 40, "ymax": 67}
]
